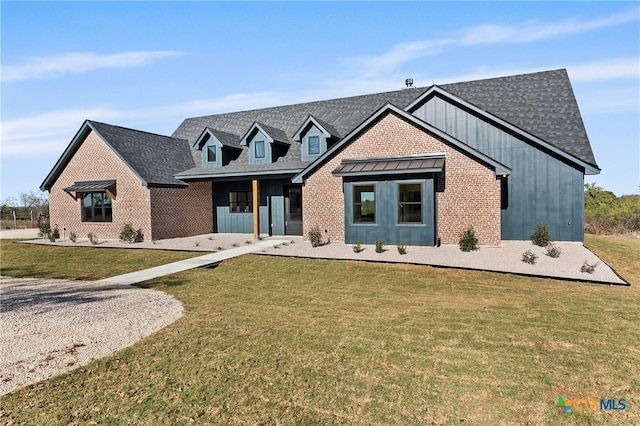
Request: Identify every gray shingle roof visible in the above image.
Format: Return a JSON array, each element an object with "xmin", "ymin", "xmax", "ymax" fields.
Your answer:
[
  {"xmin": 89, "ymin": 121, "xmax": 196, "ymax": 187},
  {"xmin": 441, "ymin": 69, "xmax": 597, "ymax": 167},
  {"xmin": 173, "ymin": 88, "xmax": 426, "ymax": 145},
  {"xmin": 252, "ymin": 122, "xmax": 290, "ymax": 145},
  {"xmin": 174, "ymin": 69, "xmax": 597, "ymax": 177},
  {"xmin": 205, "ymin": 128, "xmax": 242, "ymax": 150},
  {"xmin": 173, "ymin": 88, "xmax": 426, "ymax": 177}
]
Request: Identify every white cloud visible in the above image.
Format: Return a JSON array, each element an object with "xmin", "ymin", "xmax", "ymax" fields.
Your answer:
[
  {"xmin": 1, "ymin": 50, "xmax": 183, "ymax": 82},
  {"xmin": 460, "ymin": 7, "xmax": 639, "ymax": 45},
  {"xmin": 568, "ymin": 58, "xmax": 640, "ymax": 82},
  {"xmin": 0, "ymin": 92, "xmax": 292, "ymax": 159},
  {"xmin": 1, "ymin": 107, "xmax": 122, "ymax": 157},
  {"xmin": 351, "ymin": 7, "xmax": 639, "ymax": 77}
]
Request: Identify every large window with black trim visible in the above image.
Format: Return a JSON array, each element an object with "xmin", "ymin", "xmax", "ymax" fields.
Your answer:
[
  {"xmin": 229, "ymin": 191, "xmax": 253, "ymax": 213},
  {"xmin": 398, "ymin": 183, "xmax": 422, "ymax": 223},
  {"xmin": 353, "ymin": 184, "xmax": 375, "ymax": 223},
  {"xmin": 82, "ymin": 193, "xmax": 113, "ymax": 222}
]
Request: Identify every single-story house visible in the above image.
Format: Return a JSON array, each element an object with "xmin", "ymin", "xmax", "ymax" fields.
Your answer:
[{"xmin": 41, "ymin": 69, "xmax": 600, "ymax": 246}]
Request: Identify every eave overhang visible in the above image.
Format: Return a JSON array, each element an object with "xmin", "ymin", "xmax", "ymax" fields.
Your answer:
[
  {"xmin": 405, "ymin": 85, "xmax": 601, "ymax": 175},
  {"xmin": 175, "ymin": 168, "xmax": 304, "ymax": 182}
]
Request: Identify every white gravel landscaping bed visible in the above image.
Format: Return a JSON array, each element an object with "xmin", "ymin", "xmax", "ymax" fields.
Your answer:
[
  {"xmin": 261, "ymin": 239, "xmax": 628, "ymax": 285},
  {"xmin": 0, "ymin": 276, "xmax": 183, "ymax": 396}
]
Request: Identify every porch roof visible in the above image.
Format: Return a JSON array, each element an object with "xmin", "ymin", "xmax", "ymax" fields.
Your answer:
[
  {"xmin": 333, "ymin": 155, "xmax": 445, "ymax": 177},
  {"xmin": 63, "ymin": 180, "xmax": 116, "ymax": 193}
]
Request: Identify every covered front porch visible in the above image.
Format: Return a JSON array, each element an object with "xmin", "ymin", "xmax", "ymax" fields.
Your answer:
[{"xmin": 211, "ymin": 178, "xmax": 303, "ymax": 237}]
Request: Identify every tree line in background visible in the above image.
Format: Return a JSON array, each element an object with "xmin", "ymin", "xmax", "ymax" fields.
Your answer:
[
  {"xmin": 584, "ymin": 183, "xmax": 640, "ymax": 235},
  {"xmin": 1, "ymin": 190, "xmax": 49, "ymax": 229},
  {"xmin": 1, "ymin": 185, "xmax": 639, "ymax": 234}
]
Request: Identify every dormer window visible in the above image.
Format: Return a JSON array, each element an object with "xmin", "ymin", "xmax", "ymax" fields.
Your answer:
[
  {"xmin": 194, "ymin": 127, "xmax": 242, "ymax": 168},
  {"xmin": 240, "ymin": 122, "xmax": 290, "ymax": 165},
  {"xmin": 255, "ymin": 140, "xmax": 265, "ymax": 159},
  {"xmin": 293, "ymin": 115, "xmax": 341, "ymax": 161},
  {"xmin": 308, "ymin": 136, "xmax": 320, "ymax": 156},
  {"xmin": 206, "ymin": 145, "xmax": 217, "ymax": 163}
]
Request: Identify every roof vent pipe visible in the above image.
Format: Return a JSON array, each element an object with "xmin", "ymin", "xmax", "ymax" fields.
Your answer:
[{"xmin": 405, "ymin": 78, "xmax": 414, "ymax": 88}]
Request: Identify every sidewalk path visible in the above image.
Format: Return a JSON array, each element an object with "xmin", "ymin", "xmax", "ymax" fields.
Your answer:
[
  {"xmin": 0, "ymin": 228, "xmax": 39, "ymax": 239},
  {"xmin": 98, "ymin": 239, "xmax": 288, "ymax": 285}
]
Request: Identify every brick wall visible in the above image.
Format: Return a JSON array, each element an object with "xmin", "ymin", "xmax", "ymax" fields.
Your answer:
[
  {"xmin": 303, "ymin": 112, "xmax": 502, "ymax": 246},
  {"xmin": 49, "ymin": 130, "xmax": 152, "ymax": 240},
  {"xmin": 49, "ymin": 130, "xmax": 213, "ymax": 241},
  {"xmin": 150, "ymin": 182, "xmax": 212, "ymax": 240}
]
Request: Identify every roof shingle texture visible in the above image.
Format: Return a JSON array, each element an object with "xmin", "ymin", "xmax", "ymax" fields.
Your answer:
[{"xmin": 89, "ymin": 121, "xmax": 196, "ymax": 186}]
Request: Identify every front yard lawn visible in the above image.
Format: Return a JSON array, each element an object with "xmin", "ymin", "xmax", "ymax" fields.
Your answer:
[{"xmin": 1, "ymin": 235, "xmax": 638, "ymax": 424}]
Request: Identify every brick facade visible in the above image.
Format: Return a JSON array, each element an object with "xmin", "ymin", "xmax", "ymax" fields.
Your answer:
[
  {"xmin": 302, "ymin": 112, "xmax": 502, "ymax": 246},
  {"xmin": 49, "ymin": 130, "xmax": 212, "ymax": 241},
  {"xmin": 150, "ymin": 182, "xmax": 212, "ymax": 240}
]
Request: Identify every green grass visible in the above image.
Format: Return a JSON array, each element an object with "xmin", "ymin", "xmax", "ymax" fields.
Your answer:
[
  {"xmin": 0, "ymin": 240, "xmax": 202, "ymax": 280},
  {"xmin": 1, "ymin": 236, "xmax": 639, "ymax": 424}
]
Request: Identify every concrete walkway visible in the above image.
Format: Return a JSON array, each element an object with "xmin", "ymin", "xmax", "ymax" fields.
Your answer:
[
  {"xmin": 98, "ymin": 239, "xmax": 288, "ymax": 285},
  {"xmin": 0, "ymin": 228, "xmax": 40, "ymax": 239}
]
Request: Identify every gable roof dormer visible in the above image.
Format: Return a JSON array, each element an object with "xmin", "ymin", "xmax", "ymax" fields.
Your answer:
[
  {"xmin": 239, "ymin": 122, "xmax": 290, "ymax": 165},
  {"xmin": 194, "ymin": 127, "xmax": 242, "ymax": 151},
  {"xmin": 240, "ymin": 121, "xmax": 290, "ymax": 147},
  {"xmin": 194, "ymin": 127, "xmax": 242, "ymax": 168},
  {"xmin": 292, "ymin": 115, "xmax": 341, "ymax": 142}
]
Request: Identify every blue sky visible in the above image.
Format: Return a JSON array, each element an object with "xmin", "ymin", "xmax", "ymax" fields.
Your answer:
[{"xmin": 1, "ymin": 1, "xmax": 639, "ymax": 203}]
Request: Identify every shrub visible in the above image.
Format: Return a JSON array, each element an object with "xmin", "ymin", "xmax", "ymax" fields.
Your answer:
[
  {"xmin": 581, "ymin": 261, "xmax": 599, "ymax": 274},
  {"xmin": 397, "ymin": 242, "xmax": 407, "ymax": 255},
  {"xmin": 49, "ymin": 225, "xmax": 60, "ymax": 241},
  {"xmin": 38, "ymin": 221, "xmax": 51, "ymax": 238},
  {"xmin": 69, "ymin": 231, "xmax": 77, "ymax": 243},
  {"xmin": 308, "ymin": 227, "xmax": 323, "ymax": 248},
  {"xmin": 375, "ymin": 239, "xmax": 385, "ymax": 253},
  {"xmin": 459, "ymin": 227, "xmax": 479, "ymax": 252},
  {"xmin": 87, "ymin": 232, "xmax": 98, "ymax": 245},
  {"xmin": 522, "ymin": 250, "xmax": 538, "ymax": 264},
  {"xmin": 119, "ymin": 223, "xmax": 137, "ymax": 243},
  {"xmin": 352, "ymin": 237, "xmax": 363, "ymax": 253},
  {"xmin": 531, "ymin": 222, "xmax": 551, "ymax": 247},
  {"xmin": 545, "ymin": 244, "xmax": 561, "ymax": 258}
]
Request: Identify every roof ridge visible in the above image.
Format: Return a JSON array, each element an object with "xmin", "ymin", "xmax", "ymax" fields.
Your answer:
[
  {"xmin": 181, "ymin": 87, "xmax": 429, "ymax": 123},
  {"xmin": 88, "ymin": 120, "xmax": 185, "ymax": 141}
]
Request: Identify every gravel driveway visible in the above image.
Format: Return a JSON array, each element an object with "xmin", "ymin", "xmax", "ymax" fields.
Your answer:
[{"xmin": 0, "ymin": 276, "xmax": 183, "ymax": 396}]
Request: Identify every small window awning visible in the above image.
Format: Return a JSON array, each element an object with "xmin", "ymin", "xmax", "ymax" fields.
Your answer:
[
  {"xmin": 63, "ymin": 180, "xmax": 116, "ymax": 200},
  {"xmin": 332, "ymin": 155, "xmax": 444, "ymax": 177}
]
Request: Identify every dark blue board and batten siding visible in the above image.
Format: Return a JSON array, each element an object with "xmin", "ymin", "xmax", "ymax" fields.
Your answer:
[
  {"xmin": 412, "ymin": 96, "xmax": 585, "ymax": 241},
  {"xmin": 213, "ymin": 180, "xmax": 287, "ymax": 235},
  {"xmin": 344, "ymin": 178, "xmax": 435, "ymax": 246}
]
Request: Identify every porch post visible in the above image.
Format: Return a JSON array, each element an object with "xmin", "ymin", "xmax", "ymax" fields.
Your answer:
[{"xmin": 252, "ymin": 179, "xmax": 260, "ymax": 238}]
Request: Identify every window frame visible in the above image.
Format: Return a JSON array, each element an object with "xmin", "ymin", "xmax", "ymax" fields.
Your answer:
[
  {"xmin": 398, "ymin": 181, "xmax": 423, "ymax": 224},
  {"xmin": 81, "ymin": 192, "xmax": 113, "ymax": 222},
  {"xmin": 352, "ymin": 183, "xmax": 377, "ymax": 224},
  {"xmin": 254, "ymin": 140, "xmax": 265, "ymax": 159},
  {"xmin": 206, "ymin": 145, "xmax": 217, "ymax": 163},
  {"xmin": 308, "ymin": 135, "xmax": 320, "ymax": 156},
  {"xmin": 228, "ymin": 191, "xmax": 253, "ymax": 214}
]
